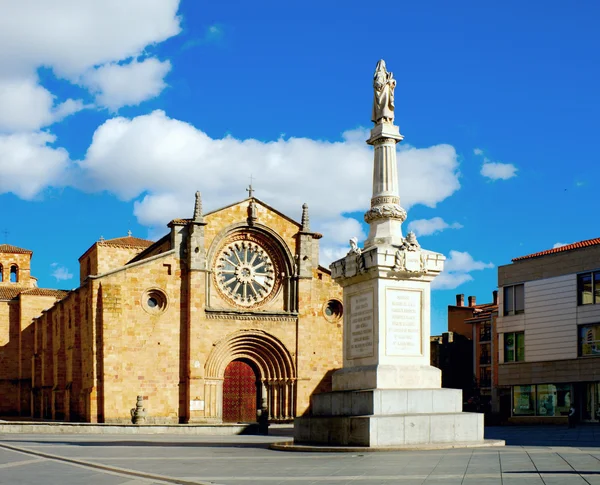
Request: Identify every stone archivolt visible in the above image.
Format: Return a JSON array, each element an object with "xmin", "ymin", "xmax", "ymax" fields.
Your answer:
[{"xmin": 204, "ymin": 329, "xmax": 297, "ymax": 420}]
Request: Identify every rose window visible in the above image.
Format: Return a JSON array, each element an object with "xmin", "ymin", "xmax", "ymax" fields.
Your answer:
[{"xmin": 215, "ymin": 240, "xmax": 277, "ymax": 307}]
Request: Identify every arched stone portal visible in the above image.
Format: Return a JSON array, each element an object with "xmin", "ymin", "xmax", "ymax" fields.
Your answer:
[{"xmin": 204, "ymin": 330, "xmax": 296, "ymax": 422}]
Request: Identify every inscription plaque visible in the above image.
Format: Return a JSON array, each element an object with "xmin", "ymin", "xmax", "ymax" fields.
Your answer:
[
  {"xmin": 386, "ymin": 289, "xmax": 422, "ymax": 356},
  {"xmin": 348, "ymin": 291, "xmax": 374, "ymax": 359}
]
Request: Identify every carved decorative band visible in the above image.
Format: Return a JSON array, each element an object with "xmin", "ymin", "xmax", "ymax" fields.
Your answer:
[
  {"xmin": 371, "ymin": 138, "xmax": 398, "ymax": 146},
  {"xmin": 364, "ymin": 204, "xmax": 407, "ymax": 224},
  {"xmin": 371, "ymin": 196, "xmax": 400, "ymax": 206}
]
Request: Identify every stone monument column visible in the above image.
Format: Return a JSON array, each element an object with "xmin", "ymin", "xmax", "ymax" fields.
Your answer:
[{"xmin": 290, "ymin": 60, "xmax": 496, "ymax": 449}]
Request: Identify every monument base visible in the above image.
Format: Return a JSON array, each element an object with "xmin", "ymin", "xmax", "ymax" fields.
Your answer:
[
  {"xmin": 293, "ymin": 388, "xmax": 484, "ymax": 448},
  {"xmin": 332, "ymin": 364, "xmax": 442, "ymax": 391}
]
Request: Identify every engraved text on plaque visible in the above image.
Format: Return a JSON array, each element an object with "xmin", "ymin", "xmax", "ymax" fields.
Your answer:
[
  {"xmin": 386, "ymin": 288, "xmax": 422, "ymax": 356},
  {"xmin": 348, "ymin": 291, "xmax": 374, "ymax": 359}
]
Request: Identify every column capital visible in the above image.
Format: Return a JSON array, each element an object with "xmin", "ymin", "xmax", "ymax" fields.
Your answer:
[{"xmin": 367, "ymin": 123, "xmax": 404, "ymax": 145}]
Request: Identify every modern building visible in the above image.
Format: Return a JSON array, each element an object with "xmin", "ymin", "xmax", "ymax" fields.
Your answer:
[
  {"xmin": 497, "ymin": 238, "xmax": 600, "ymax": 423},
  {"xmin": 1, "ymin": 192, "xmax": 343, "ymax": 423}
]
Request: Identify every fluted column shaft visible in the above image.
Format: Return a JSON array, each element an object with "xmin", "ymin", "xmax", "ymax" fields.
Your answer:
[{"xmin": 364, "ymin": 123, "xmax": 406, "ymax": 248}]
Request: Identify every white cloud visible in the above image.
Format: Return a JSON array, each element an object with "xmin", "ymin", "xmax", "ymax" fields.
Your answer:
[
  {"xmin": 445, "ymin": 250, "xmax": 494, "ymax": 272},
  {"xmin": 480, "ymin": 157, "xmax": 517, "ymax": 180},
  {"xmin": 407, "ymin": 217, "xmax": 463, "ymax": 237},
  {"xmin": 74, "ymin": 111, "xmax": 459, "ymax": 238},
  {"xmin": 0, "ymin": 1, "xmax": 181, "ymax": 131},
  {"xmin": 70, "ymin": 110, "xmax": 461, "ymax": 265},
  {"xmin": 473, "ymin": 148, "xmax": 483, "ymax": 155},
  {"xmin": 431, "ymin": 272, "xmax": 474, "ymax": 290},
  {"xmin": 0, "ymin": 1, "xmax": 181, "ymax": 77},
  {"xmin": 81, "ymin": 58, "xmax": 172, "ymax": 110},
  {"xmin": 553, "ymin": 242, "xmax": 568, "ymax": 249},
  {"xmin": 432, "ymin": 250, "xmax": 494, "ymax": 290},
  {"xmin": 50, "ymin": 263, "xmax": 73, "ymax": 281},
  {"xmin": 0, "ymin": 77, "xmax": 84, "ymax": 133},
  {"xmin": 0, "ymin": 132, "xmax": 69, "ymax": 198}
]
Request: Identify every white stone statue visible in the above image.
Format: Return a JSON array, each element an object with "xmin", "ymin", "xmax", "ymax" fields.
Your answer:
[
  {"xmin": 371, "ymin": 59, "xmax": 396, "ymax": 124},
  {"xmin": 348, "ymin": 237, "xmax": 362, "ymax": 255}
]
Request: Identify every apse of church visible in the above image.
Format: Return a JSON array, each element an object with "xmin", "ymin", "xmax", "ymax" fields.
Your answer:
[{"xmin": 25, "ymin": 193, "xmax": 343, "ymax": 423}]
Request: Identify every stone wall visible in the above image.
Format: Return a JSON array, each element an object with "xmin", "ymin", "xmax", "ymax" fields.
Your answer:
[{"xmin": 25, "ymin": 199, "xmax": 344, "ymax": 424}]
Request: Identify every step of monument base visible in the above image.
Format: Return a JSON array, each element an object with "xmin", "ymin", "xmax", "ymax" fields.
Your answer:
[
  {"xmin": 294, "ymin": 412, "xmax": 483, "ymax": 447},
  {"xmin": 311, "ymin": 388, "xmax": 463, "ymax": 416},
  {"xmin": 332, "ymin": 364, "xmax": 442, "ymax": 391}
]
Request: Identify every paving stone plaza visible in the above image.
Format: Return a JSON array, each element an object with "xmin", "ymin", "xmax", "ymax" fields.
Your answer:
[{"xmin": 0, "ymin": 426, "xmax": 599, "ymax": 485}]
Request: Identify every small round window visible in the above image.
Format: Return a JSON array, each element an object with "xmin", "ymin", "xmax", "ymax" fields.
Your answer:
[
  {"xmin": 323, "ymin": 299, "xmax": 343, "ymax": 322},
  {"xmin": 142, "ymin": 289, "xmax": 168, "ymax": 314}
]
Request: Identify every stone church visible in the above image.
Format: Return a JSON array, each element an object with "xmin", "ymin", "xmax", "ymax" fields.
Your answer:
[{"xmin": 0, "ymin": 193, "xmax": 343, "ymax": 423}]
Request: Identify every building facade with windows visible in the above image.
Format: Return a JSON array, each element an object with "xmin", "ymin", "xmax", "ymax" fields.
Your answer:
[
  {"xmin": 1, "ymin": 193, "xmax": 343, "ymax": 423},
  {"xmin": 497, "ymin": 238, "xmax": 600, "ymax": 423},
  {"xmin": 441, "ymin": 293, "xmax": 499, "ymax": 418}
]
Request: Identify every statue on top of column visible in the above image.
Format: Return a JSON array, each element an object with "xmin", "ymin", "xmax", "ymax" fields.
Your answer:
[{"xmin": 371, "ymin": 59, "xmax": 396, "ymax": 125}]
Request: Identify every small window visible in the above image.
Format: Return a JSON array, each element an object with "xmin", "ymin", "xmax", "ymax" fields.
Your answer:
[
  {"xmin": 141, "ymin": 288, "xmax": 168, "ymax": 315},
  {"xmin": 0, "ymin": 263, "xmax": 3, "ymax": 282},
  {"xmin": 578, "ymin": 272, "xmax": 600, "ymax": 305},
  {"xmin": 504, "ymin": 331, "xmax": 525, "ymax": 362},
  {"xmin": 323, "ymin": 299, "xmax": 343, "ymax": 322},
  {"xmin": 9, "ymin": 265, "xmax": 18, "ymax": 283},
  {"xmin": 503, "ymin": 284, "xmax": 524, "ymax": 315}
]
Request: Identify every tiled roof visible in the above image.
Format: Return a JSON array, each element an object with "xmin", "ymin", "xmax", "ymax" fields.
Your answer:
[
  {"xmin": 0, "ymin": 244, "xmax": 32, "ymax": 254},
  {"xmin": 0, "ymin": 286, "xmax": 26, "ymax": 300},
  {"xmin": 20, "ymin": 288, "xmax": 69, "ymax": 299},
  {"xmin": 99, "ymin": 236, "xmax": 154, "ymax": 249},
  {"xmin": 0, "ymin": 286, "xmax": 67, "ymax": 301},
  {"xmin": 170, "ymin": 218, "xmax": 191, "ymax": 225},
  {"xmin": 512, "ymin": 237, "xmax": 600, "ymax": 262}
]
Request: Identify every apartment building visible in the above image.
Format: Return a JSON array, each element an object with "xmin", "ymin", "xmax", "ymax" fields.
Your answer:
[{"xmin": 497, "ymin": 238, "xmax": 600, "ymax": 423}]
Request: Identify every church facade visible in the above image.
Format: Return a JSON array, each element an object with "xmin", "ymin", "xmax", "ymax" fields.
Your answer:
[{"xmin": 1, "ymin": 194, "xmax": 343, "ymax": 423}]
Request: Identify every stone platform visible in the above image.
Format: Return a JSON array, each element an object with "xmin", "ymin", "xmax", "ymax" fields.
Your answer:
[{"xmin": 294, "ymin": 388, "xmax": 484, "ymax": 447}]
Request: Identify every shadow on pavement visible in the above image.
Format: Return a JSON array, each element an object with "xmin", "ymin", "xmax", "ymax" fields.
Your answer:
[{"xmin": 485, "ymin": 425, "xmax": 600, "ymax": 447}]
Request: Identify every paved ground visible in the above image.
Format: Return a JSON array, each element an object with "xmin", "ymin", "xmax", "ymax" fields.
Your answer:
[{"xmin": 0, "ymin": 425, "xmax": 599, "ymax": 485}]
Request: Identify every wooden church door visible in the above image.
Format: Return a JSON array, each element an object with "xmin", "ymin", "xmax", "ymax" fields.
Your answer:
[{"xmin": 222, "ymin": 360, "xmax": 258, "ymax": 423}]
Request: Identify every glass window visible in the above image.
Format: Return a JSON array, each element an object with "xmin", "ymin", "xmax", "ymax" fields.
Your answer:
[
  {"xmin": 555, "ymin": 384, "xmax": 572, "ymax": 417},
  {"xmin": 504, "ymin": 332, "xmax": 525, "ymax": 362},
  {"xmin": 537, "ymin": 384, "xmax": 556, "ymax": 416},
  {"xmin": 516, "ymin": 332, "xmax": 525, "ymax": 362},
  {"xmin": 537, "ymin": 384, "xmax": 573, "ymax": 417},
  {"xmin": 0, "ymin": 264, "xmax": 3, "ymax": 282},
  {"xmin": 503, "ymin": 284, "xmax": 524, "ymax": 315},
  {"xmin": 513, "ymin": 385, "xmax": 536, "ymax": 416},
  {"xmin": 515, "ymin": 284, "xmax": 525, "ymax": 313},
  {"xmin": 580, "ymin": 324, "xmax": 600, "ymax": 356},
  {"xmin": 503, "ymin": 286, "xmax": 514, "ymax": 315},
  {"xmin": 578, "ymin": 272, "xmax": 600, "ymax": 305},
  {"xmin": 504, "ymin": 333, "xmax": 515, "ymax": 362}
]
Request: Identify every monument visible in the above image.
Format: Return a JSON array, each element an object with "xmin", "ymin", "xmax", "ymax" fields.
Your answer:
[{"xmin": 291, "ymin": 60, "xmax": 496, "ymax": 448}]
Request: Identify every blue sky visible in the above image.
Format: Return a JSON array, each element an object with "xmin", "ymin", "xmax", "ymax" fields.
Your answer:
[{"xmin": 0, "ymin": 0, "xmax": 598, "ymax": 335}]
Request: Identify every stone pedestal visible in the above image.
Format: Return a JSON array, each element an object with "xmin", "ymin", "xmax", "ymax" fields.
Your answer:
[
  {"xmin": 293, "ymin": 241, "xmax": 484, "ymax": 447},
  {"xmin": 292, "ymin": 76, "xmax": 493, "ymax": 447}
]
